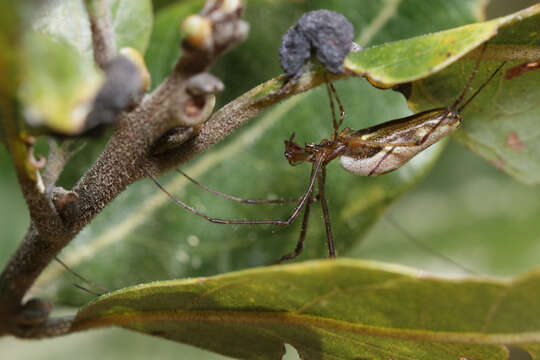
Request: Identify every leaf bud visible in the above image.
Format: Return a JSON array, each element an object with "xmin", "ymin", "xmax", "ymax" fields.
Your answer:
[{"xmin": 181, "ymin": 14, "xmax": 213, "ymax": 50}]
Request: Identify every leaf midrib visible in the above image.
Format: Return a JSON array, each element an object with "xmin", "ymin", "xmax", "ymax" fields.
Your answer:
[{"xmin": 73, "ymin": 309, "xmax": 540, "ymax": 345}]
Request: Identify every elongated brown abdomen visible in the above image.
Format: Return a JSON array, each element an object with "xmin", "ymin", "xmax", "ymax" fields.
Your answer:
[{"xmin": 339, "ymin": 108, "xmax": 461, "ymax": 176}]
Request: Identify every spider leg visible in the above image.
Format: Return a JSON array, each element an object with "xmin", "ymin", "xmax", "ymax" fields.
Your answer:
[
  {"xmin": 144, "ymin": 157, "xmax": 323, "ymax": 226},
  {"xmin": 317, "ymin": 166, "xmax": 335, "ymax": 258},
  {"xmin": 175, "ymin": 168, "xmax": 301, "ymax": 204},
  {"xmin": 418, "ymin": 44, "xmax": 493, "ymax": 146},
  {"xmin": 368, "ymin": 146, "xmax": 396, "ymax": 176},
  {"xmin": 271, "ymin": 188, "xmax": 313, "ymax": 265},
  {"xmin": 328, "ymin": 82, "xmax": 345, "ymax": 130},
  {"xmin": 326, "ymin": 82, "xmax": 339, "ymax": 132},
  {"xmin": 55, "ymin": 256, "xmax": 110, "ymax": 295}
]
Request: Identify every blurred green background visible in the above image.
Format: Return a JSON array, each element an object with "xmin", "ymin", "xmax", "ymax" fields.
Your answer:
[{"xmin": 1, "ymin": 0, "xmax": 539, "ymax": 359}]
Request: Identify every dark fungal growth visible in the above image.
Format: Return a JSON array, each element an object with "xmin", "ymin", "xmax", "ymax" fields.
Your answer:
[
  {"xmin": 83, "ymin": 55, "xmax": 143, "ymax": 135},
  {"xmin": 279, "ymin": 10, "xmax": 354, "ymax": 81}
]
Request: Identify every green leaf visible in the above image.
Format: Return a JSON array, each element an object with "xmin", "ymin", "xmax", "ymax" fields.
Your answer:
[
  {"xmin": 523, "ymin": 344, "xmax": 540, "ymax": 359},
  {"xmin": 34, "ymin": 0, "xmax": 486, "ymax": 306},
  {"xmin": 349, "ymin": 141, "xmax": 540, "ymax": 278},
  {"xmin": 16, "ymin": 0, "xmax": 153, "ymax": 134},
  {"xmin": 32, "ymin": 1, "xmax": 94, "ymax": 61},
  {"xmin": 110, "ymin": 0, "xmax": 153, "ymax": 54},
  {"xmin": 1, "ymin": 1, "xmax": 538, "ymax": 359},
  {"xmin": 18, "ymin": 33, "xmax": 103, "ymax": 134},
  {"xmin": 33, "ymin": 0, "xmax": 153, "ymax": 58},
  {"xmin": 403, "ymin": 4, "xmax": 540, "ymax": 183},
  {"xmin": 345, "ymin": 20, "xmax": 500, "ymax": 87},
  {"xmin": 145, "ymin": 0, "xmax": 203, "ymax": 89},
  {"xmin": 0, "ymin": 1, "xmax": 21, "ymax": 92},
  {"xmin": 0, "ymin": 150, "xmax": 30, "ymax": 267},
  {"xmin": 73, "ymin": 259, "xmax": 540, "ymax": 360},
  {"xmin": 0, "ymin": 1, "xmax": 24, "ymax": 145}
]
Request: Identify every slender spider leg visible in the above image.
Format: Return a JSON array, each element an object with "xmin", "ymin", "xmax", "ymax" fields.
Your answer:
[
  {"xmin": 384, "ymin": 215, "xmax": 478, "ymax": 275},
  {"xmin": 55, "ymin": 256, "xmax": 110, "ymax": 295},
  {"xmin": 271, "ymin": 166, "xmax": 316, "ymax": 264},
  {"xmin": 348, "ymin": 55, "xmax": 501, "ymax": 154},
  {"xmin": 368, "ymin": 146, "xmax": 396, "ymax": 176},
  {"xmin": 449, "ymin": 44, "xmax": 488, "ymax": 111},
  {"xmin": 144, "ymin": 157, "xmax": 323, "ymax": 226},
  {"xmin": 326, "ymin": 82, "xmax": 339, "ymax": 132},
  {"xmin": 456, "ymin": 61, "xmax": 507, "ymax": 113},
  {"xmin": 419, "ymin": 59, "xmax": 505, "ymax": 147},
  {"xmin": 175, "ymin": 168, "xmax": 302, "ymax": 204},
  {"xmin": 72, "ymin": 284, "xmax": 103, "ymax": 297},
  {"xmin": 329, "ymin": 82, "xmax": 345, "ymax": 130},
  {"xmin": 317, "ymin": 165, "xmax": 336, "ymax": 258},
  {"xmin": 325, "ymin": 82, "xmax": 346, "ymax": 135},
  {"xmin": 419, "ymin": 44, "xmax": 488, "ymax": 145}
]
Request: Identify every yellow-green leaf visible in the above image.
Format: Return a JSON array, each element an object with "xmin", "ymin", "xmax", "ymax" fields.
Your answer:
[
  {"xmin": 33, "ymin": 0, "xmax": 153, "ymax": 57},
  {"xmin": 345, "ymin": 20, "xmax": 500, "ymax": 87},
  {"xmin": 18, "ymin": 33, "xmax": 103, "ymax": 134},
  {"xmin": 73, "ymin": 259, "xmax": 540, "ymax": 360},
  {"xmin": 16, "ymin": 0, "xmax": 153, "ymax": 134}
]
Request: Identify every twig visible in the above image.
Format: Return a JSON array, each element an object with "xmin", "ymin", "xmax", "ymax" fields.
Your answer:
[
  {"xmin": 84, "ymin": 0, "xmax": 117, "ymax": 69},
  {"xmin": 0, "ymin": 0, "xmax": 251, "ymax": 338},
  {"xmin": 11, "ymin": 316, "xmax": 75, "ymax": 339},
  {"xmin": 151, "ymin": 71, "xmax": 347, "ymax": 173},
  {"xmin": 41, "ymin": 139, "xmax": 83, "ymax": 188},
  {"xmin": 0, "ymin": 1, "xmax": 356, "ymax": 339}
]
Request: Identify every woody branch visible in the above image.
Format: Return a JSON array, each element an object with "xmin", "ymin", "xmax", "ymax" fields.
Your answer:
[{"xmin": 0, "ymin": 0, "xmax": 248, "ymax": 339}]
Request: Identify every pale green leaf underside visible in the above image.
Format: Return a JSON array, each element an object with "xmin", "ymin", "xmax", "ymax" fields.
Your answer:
[{"xmin": 74, "ymin": 259, "xmax": 540, "ymax": 360}]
